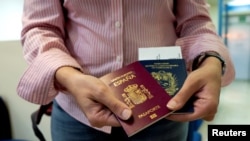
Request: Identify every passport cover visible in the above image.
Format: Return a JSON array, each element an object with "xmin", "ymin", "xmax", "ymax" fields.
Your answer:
[
  {"xmin": 139, "ymin": 59, "xmax": 194, "ymax": 114},
  {"xmin": 100, "ymin": 61, "xmax": 173, "ymax": 137}
]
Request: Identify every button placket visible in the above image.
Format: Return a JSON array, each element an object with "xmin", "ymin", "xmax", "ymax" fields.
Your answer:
[{"xmin": 111, "ymin": 0, "xmax": 124, "ymax": 69}]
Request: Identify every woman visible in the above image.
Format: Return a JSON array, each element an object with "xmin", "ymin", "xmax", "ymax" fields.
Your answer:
[{"xmin": 17, "ymin": 0, "xmax": 235, "ymax": 140}]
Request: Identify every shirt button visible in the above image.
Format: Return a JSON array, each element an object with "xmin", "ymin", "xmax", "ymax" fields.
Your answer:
[
  {"xmin": 115, "ymin": 21, "xmax": 121, "ymax": 28},
  {"xmin": 116, "ymin": 56, "xmax": 122, "ymax": 62}
]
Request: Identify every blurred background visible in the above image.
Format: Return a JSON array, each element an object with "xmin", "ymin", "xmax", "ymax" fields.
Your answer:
[{"xmin": 0, "ymin": 0, "xmax": 249, "ymax": 141}]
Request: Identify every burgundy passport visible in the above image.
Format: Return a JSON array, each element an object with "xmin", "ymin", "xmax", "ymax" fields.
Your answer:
[{"xmin": 100, "ymin": 61, "xmax": 173, "ymax": 137}]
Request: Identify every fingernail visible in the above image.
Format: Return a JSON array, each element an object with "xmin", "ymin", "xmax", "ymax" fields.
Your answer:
[
  {"xmin": 167, "ymin": 100, "xmax": 177, "ymax": 109},
  {"xmin": 122, "ymin": 109, "xmax": 132, "ymax": 120}
]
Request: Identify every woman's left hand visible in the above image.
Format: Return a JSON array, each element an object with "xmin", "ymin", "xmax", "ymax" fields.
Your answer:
[{"xmin": 166, "ymin": 57, "xmax": 223, "ymax": 122}]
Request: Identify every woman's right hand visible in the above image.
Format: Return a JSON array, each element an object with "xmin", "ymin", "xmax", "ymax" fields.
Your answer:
[{"xmin": 55, "ymin": 66, "xmax": 132, "ymax": 127}]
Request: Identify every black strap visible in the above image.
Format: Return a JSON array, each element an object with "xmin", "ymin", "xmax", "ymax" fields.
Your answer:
[
  {"xmin": 0, "ymin": 97, "xmax": 12, "ymax": 139},
  {"xmin": 31, "ymin": 102, "xmax": 53, "ymax": 141}
]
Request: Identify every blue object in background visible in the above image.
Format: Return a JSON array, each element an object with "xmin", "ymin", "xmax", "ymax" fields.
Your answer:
[{"xmin": 187, "ymin": 120, "xmax": 203, "ymax": 141}]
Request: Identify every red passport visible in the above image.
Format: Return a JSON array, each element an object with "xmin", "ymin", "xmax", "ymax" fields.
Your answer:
[{"xmin": 100, "ymin": 61, "xmax": 173, "ymax": 137}]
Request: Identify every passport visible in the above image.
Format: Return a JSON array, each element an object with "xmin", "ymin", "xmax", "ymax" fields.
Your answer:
[
  {"xmin": 139, "ymin": 59, "xmax": 194, "ymax": 114},
  {"xmin": 100, "ymin": 61, "xmax": 173, "ymax": 137}
]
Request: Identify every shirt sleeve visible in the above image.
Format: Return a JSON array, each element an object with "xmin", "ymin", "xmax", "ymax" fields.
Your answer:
[
  {"xmin": 174, "ymin": 0, "xmax": 235, "ymax": 86},
  {"xmin": 17, "ymin": 0, "xmax": 81, "ymax": 104}
]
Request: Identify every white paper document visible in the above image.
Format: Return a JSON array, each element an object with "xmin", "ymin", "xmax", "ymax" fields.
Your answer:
[{"xmin": 138, "ymin": 46, "xmax": 182, "ymax": 60}]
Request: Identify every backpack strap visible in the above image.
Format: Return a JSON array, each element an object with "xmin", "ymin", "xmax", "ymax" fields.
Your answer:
[
  {"xmin": 31, "ymin": 102, "xmax": 53, "ymax": 141},
  {"xmin": 0, "ymin": 97, "xmax": 12, "ymax": 139}
]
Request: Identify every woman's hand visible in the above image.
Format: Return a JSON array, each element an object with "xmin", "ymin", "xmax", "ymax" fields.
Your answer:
[
  {"xmin": 55, "ymin": 67, "xmax": 132, "ymax": 127},
  {"xmin": 166, "ymin": 57, "xmax": 222, "ymax": 122}
]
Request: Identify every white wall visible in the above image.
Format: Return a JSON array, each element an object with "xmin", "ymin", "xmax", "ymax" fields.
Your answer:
[
  {"xmin": 0, "ymin": 0, "xmax": 23, "ymax": 41},
  {"xmin": 208, "ymin": 4, "xmax": 219, "ymax": 31},
  {"xmin": 0, "ymin": 41, "xmax": 51, "ymax": 141}
]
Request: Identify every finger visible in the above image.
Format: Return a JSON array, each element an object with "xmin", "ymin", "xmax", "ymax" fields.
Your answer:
[
  {"xmin": 202, "ymin": 114, "xmax": 215, "ymax": 121},
  {"xmin": 166, "ymin": 108, "xmax": 212, "ymax": 122},
  {"xmin": 95, "ymin": 85, "xmax": 132, "ymax": 121},
  {"xmin": 167, "ymin": 73, "xmax": 203, "ymax": 111},
  {"xmin": 80, "ymin": 98, "xmax": 122, "ymax": 127},
  {"xmin": 91, "ymin": 108, "xmax": 121, "ymax": 127},
  {"xmin": 166, "ymin": 113, "xmax": 196, "ymax": 122},
  {"xmin": 165, "ymin": 97, "xmax": 206, "ymax": 122}
]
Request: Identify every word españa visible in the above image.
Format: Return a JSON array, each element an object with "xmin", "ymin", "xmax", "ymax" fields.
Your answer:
[
  {"xmin": 112, "ymin": 71, "xmax": 136, "ymax": 87},
  {"xmin": 212, "ymin": 129, "xmax": 247, "ymax": 137}
]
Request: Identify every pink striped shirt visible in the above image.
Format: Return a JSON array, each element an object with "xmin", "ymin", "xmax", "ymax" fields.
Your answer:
[{"xmin": 17, "ymin": 0, "xmax": 235, "ymax": 133}]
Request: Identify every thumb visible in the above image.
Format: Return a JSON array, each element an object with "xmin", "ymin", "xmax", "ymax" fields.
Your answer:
[
  {"xmin": 166, "ymin": 78, "xmax": 196, "ymax": 111},
  {"xmin": 98, "ymin": 77, "xmax": 133, "ymax": 121},
  {"xmin": 167, "ymin": 95, "xmax": 185, "ymax": 111},
  {"xmin": 110, "ymin": 98, "xmax": 132, "ymax": 120},
  {"xmin": 102, "ymin": 92, "xmax": 132, "ymax": 120}
]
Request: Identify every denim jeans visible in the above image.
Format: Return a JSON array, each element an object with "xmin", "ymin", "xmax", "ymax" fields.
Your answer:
[{"xmin": 51, "ymin": 100, "xmax": 188, "ymax": 141}]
